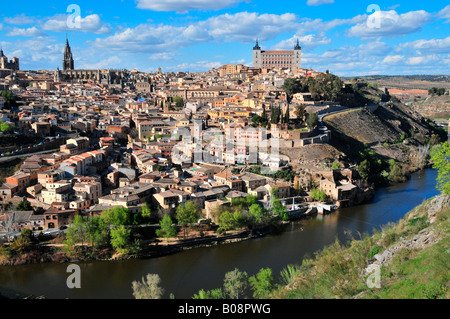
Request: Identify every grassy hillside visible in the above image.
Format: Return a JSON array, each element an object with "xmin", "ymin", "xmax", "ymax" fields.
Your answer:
[{"xmin": 271, "ymin": 194, "xmax": 449, "ymax": 299}]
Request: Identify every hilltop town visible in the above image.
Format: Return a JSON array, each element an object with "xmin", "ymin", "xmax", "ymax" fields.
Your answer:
[{"xmin": 0, "ymin": 39, "xmax": 445, "ymax": 262}]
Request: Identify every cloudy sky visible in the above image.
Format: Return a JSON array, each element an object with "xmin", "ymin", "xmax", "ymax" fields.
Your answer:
[{"xmin": 0, "ymin": 0, "xmax": 449, "ymax": 76}]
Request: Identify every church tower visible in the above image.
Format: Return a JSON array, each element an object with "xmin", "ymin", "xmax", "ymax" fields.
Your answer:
[{"xmin": 63, "ymin": 37, "xmax": 74, "ymax": 71}]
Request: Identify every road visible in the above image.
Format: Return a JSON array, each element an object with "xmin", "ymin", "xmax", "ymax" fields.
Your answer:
[{"xmin": 0, "ymin": 148, "xmax": 59, "ymax": 163}]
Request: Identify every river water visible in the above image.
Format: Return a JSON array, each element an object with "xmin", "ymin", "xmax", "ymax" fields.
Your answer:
[{"xmin": 0, "ymin": 169, "xmax": 439, "ymax": 299}]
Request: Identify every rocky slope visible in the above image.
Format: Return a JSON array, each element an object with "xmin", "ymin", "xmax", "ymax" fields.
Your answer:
[
  {"xmin": 272, "ymin": 193, "xmax": 450, "ymax": 299},
  {"xmin": 411, "ymin": 95, "xmax": 450, "ymax": 119}
]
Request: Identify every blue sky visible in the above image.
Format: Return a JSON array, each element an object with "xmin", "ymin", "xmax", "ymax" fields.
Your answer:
[{"xmin": 0, "ymin": 0, "xmax": 449, "ymax": 76}]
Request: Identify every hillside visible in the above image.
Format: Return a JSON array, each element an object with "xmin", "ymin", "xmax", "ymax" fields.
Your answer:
[
  {"xmin": 271, "ymin": 193, "xmax": 450, "ymax": 299},
  {"xmin": 411, "ymin": 95, "xmax": 450, "ymax": 120},
  {"xmin": 341, "ymin": 75, "xmax": 450, "ymax": 91}
]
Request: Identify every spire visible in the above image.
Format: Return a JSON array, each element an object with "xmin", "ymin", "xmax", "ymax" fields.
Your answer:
[
  {"xmin": 294, "ymin": 38, "xmax": 301, "ymax": 50},
  {"xmin": 253, "ymin": 39, "xmax": 261, "ymax": 50},
  {"xmin": 63, "ymin": 36, "xmax": 74, "ymax": 71},
  {"xmin": 0, "ymin": 47, "xmax": 4, "ymax": 58}
]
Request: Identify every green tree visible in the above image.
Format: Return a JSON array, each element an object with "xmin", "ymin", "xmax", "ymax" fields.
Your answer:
[
  {"xmin": 193, "ymin": 288, "xmax": 225, "ymax": 300},
  {"xmin": 141, "ymin": 202, "xmax": 152, "ymax": 219},
  {"xmin": 294, "ymin": 104, "xmax": 307, "ymax": 124},
  {"xmin": 173, "ymin": 96, "xmax": 185, "ymax": 109},
  {"xmin": 331, "ymin": 161, "xmax": 340, "ymax": 170},
  {"xmin": 249, "ymin": 268, "xmax": 274, "ymax": 299},
  {"xmin": 431, "ymin": 142, "xmax": 450, "ymax": 194},
  {"xmin": 358, "ymin": 159, "xmax": 371, "ymax": 182},
  {"xmin": 110, "ymin": 225, "xmax": 139, "ymax": 255},
  {"xmin": 223, "ymin": 268, "xmax": 249, "ymax": 299},
  {"xmin": 16, "ymin": 199, "xmax": 32, "ymax": 211},
  {"xmin": 311, "ymin": 188, "xmax": 327, "ymax": 202},
  {"xmin": 176, "ymin": 201, "xmax": 201, "ymax": 239},
  {"xmin": 102, "ymin": 206, "xmax": 132, "ymax": 226},
  {"xmin": 306, "ymin": 113, "xmax": 318, "ymax": 131},
  {"xmin": 249, "ymin": 204, "xmax": 264, "ymax": 224},
  {"xmin": 156, "ymin": 214, "xmax": 178, "ymax": 242},
  {"xmin": 218, "ymin": 211, "xmax": 236, "ymax": 232},
  {"xmin": 132, "ymin": 274, "xmax": 165, "ymax": 299}
]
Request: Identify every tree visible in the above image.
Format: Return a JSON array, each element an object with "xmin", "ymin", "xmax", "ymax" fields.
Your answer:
[
  {"xmin": 331, "ymin": 161, "xmax": 340, "ymax": 170},
  {"xmin": 249, "ymin": 204, "xmax": 264, "ymax": 224},
  {"xmin": 431, "ymin": 142, "xmax": 450, "ymax": 194},
  {"xmin": 102, "ymin": 206, "xmax": 132, "ymax": 226},
  {"xmin": 176, "ymin": 202, "xmax": 201, "ymax": 239},
  {"xmin": 223, "ymin": 268, "xmax": 248, "ymax": 299},
  {"xmin": 173, "ymin": 96, "xmax": 185, "ymax": 109},
  {"xmin": 156, "ymin": 214, "xmax": 178, "ymax": 242},
  {"xmin": 132, "ymin": 274, "xmax": 165, "ymax": 299},
  {"xmin": 284, "ymin": 106, "xmax": 290, "ymax": 124},
  {"xmin": 193, "ymin": 288, "xmax": 225, "ymax": 299},
  {"xmin": 141, "ymin": 202, "xmax": 152, "ymax": 219},
  {"xmin": 306, "ymin": 113, "xmax": 318, "ymax": 131},
  {"xmin": 16, "ymin": 199, "xmax": 32, "ymax": 211},
  {"xmin": 110, "ymin": 225, "xmax": 139, "ymax": 255},
  {"xmin": 294, "ymin": 104, "xmax": 307, "ymax": 124},
  {"xmin": 249, "ymin": 268, "xmax": 274, "ymax": 299},
  {"xmin": 272, "ymin": 197, "xmax": 289, "ymax": 221},
  {"xmin": 311, "ymin": 188, "xmax": 327, "ymax": 202},
  {"xmin": 218, "ymin": 211, "xmax": 236, "ymax": 233},
  {"xmin": 358, "ymin": 159, "xmax": 371, "ymax": 182}
]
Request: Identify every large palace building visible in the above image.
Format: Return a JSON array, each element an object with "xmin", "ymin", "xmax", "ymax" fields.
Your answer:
[{"xmin": 252, "ymin": 39, "xmax": 302, "ymax": 70}]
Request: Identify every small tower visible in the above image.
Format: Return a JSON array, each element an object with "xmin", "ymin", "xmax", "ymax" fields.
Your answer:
[
  {"xmin": 293, "ymin": 38, "xmax": 302, "ymax": 69},
  {"xmin": 252, "ymin": 39, "xmax": 262, "ymax": 68},
  {"xmin": 63, "ymin": 37, "xmax": 75, "ymax": 71}
]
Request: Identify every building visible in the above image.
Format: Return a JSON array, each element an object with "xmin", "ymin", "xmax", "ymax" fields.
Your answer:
[
  {"xmin": 0, "ymin": 48, "xmax": 20, "ymax": 71},
  {"xmin": 252, "ymin": 39, "xmax": 301, "ymax": 70},
  {"xmin": 63, "ymin": 38, "xmax": 74, "ymax": 71}
]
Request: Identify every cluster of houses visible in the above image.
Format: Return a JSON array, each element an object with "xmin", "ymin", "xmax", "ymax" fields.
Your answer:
[{"xmin": 0, "ymin": 63, "xmax": 370, "ymax": 238}]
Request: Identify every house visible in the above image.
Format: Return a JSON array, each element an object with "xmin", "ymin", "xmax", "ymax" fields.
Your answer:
[
  {"xmin": 43, "ymin": 206, "xmax": 76, "ymax": 229},
  {"xmin": 153, "ymin": 190, "xmax": 179, "ymax": 210},
  {"xmin": 214, "ymin": 171, "xmax": 244, "ymax": 192}
]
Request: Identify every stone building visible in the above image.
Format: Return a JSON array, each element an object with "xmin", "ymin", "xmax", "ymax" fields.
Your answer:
[{"xmin": 252, "ymin": 39, "xmax": 301, "ymax": 70}]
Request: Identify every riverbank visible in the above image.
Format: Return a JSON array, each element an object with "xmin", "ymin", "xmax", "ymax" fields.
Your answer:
[{"xmin": 271, "ymin": 193, "xmax": 450, "ymax": 299}]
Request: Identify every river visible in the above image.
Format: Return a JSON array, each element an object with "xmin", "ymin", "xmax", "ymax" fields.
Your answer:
[{"xmin": 0, "ymin": 169, "xmax": 440, "ymax": 299}]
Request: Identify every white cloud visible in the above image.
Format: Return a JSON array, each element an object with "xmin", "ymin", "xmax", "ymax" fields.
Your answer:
[
  {"xmin": 167, "ymin": 60, "xmax": 223, "ymax": 71},
  {"xmin": 42, "ymin": 14, "xmax": 111, "ymax": 34},
  {"xmin": 135, "ymin": 0, "xmax": 245, "ymax": 12},
  {"xmin": 438, "ymin": 5, "xmax": 450, "ymax": 23},
  {"xmin": 397, "ymin": 36, "xmax": 450, "ymax": 54},
  {"xmin": 272, "ymin": 33, "xmax": 332, "ymax": 51},
  {"xmin": 347, "ymin": 10, "xmax": 431, "ymax": 39},
  {"xmin": 3, "ymin": 14, "xmax": 35, "ymax": 25},
  {"xmin": 381, "ymin": 55, "xmax": 404, "ymax": 64},
  {"xmin": 79, "ymin": 56, "xmax": 122, "ymax": 69},
  {"xmin": 306, "ymin": 0, "xmax": 334, "ymax": 6},
  {"xmin": 6, "ymin": 27, "xmax": 46, "ymax": 37},
  {"xmin": 93, "ymin": 12, "xmax": 299, "ymax": 53}
]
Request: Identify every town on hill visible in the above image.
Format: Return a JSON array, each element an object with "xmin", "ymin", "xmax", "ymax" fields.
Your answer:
[{"xmin": 0, "ymin": 39, "xmax": 447, "ymax": 265}]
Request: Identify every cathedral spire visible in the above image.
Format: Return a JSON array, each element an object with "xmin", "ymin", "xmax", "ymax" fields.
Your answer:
[
  {"xmin": 63, "ymin": 36, "xmax": 74, "ymax": 71},
  {"xmin": 294, "ymin": 38, "xmax": 301, "ymax": 50}
]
